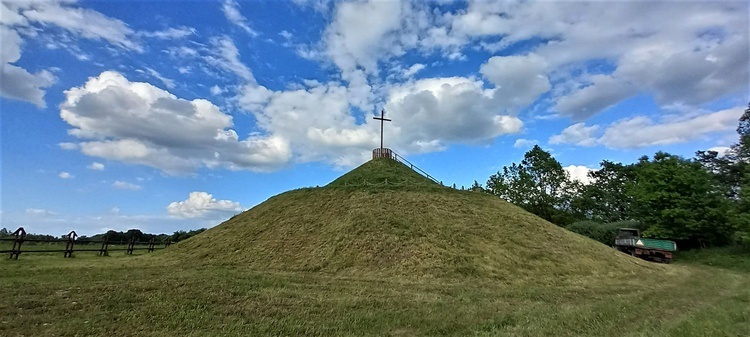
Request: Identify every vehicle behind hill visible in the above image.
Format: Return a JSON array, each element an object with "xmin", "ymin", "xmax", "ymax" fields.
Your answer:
[{"xmin": 614, "ymin": 228, "xmax": 676, "ymax": 263}]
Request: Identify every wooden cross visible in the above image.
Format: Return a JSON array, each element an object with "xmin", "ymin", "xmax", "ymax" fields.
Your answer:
[{"xmin": 373, "ymin": 109, "xmax": 391, "ymax": 150}]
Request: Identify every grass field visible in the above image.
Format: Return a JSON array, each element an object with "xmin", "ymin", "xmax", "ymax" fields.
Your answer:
[
  {"xmin": 3, "ymin": 160, "xmax": 748, "ymax": 336},
  {"xmin": 1, "ymin": 249, "xmax": 748, "ymax": 337}
]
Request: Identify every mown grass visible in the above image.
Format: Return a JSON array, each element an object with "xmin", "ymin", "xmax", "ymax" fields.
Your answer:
[
  {"xmin": 674, "ymin": 245, "xmax": 750, "ymax": 272},
  {"xmin": 3, "ymin": 159, "xmax": 748, "ymax": 336},
  {"xmin": 0, "ymin": 252, "xmax": 748, "ymax": 336}
]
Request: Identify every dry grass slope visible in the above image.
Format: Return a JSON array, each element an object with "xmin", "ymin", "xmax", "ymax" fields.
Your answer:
[{"xmin": 164, "ymin": 158, "xmax": 658, "ymax": 279}]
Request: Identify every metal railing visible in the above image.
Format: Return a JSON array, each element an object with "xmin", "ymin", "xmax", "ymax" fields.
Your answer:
[{"xmin": 391, "ymin": 151, "xmax": 441, "ymax": 185}]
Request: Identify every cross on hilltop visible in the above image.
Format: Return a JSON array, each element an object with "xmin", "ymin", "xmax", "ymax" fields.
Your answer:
[{"xmin": 373, "ymin": 109, "xmax": 391, "ymax": 150}]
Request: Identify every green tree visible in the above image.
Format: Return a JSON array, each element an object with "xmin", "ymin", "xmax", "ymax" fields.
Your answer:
[
  {"xmin": 571, "ymin": 160, "xmax": 634, "ymax": 223},
  {"xmin": 630, "ymin": 152, "xmax": 734, "ymax": 247},
  {"xmin": 486, "ymin": 145, "xmax": 575, "ymax": 225}
]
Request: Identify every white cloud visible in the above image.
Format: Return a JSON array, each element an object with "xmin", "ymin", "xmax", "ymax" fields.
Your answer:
[
  {"xmin": 221, "ymin": 0, "xmax": 257, "ymax": 36},
  {"xmin": 60, "ymin": 71, "xmax": 291, "ymax": 174},
  {"xmin": 708, "ymin": 146, "xmax": 732, "ymax": 156},
  {"xmin": 112, "ymin": 180, "xmax": 142, "ymax": 190},
  {"xmin": 239, "ymin": 82, "xmax": 376, "ymax": 166},
  {"xmin": 143, "ymin": 67, "xmax": 175, "ymax": 89},
  {"xmin": 58, "ymin": 171, "xmax": 73, "ymax": 179},
  {"xmin": 25, "ymin": 208, "xmax": 56, "ymax": 217},
  {"xmin": 167, "ymin": 191, "xmax": 243, "ymax": 218},
  {"xmin": 555, "ymin": 75, "xmax": 637, "ymax": 120},
  {"xmin": 87, "ymin": 162, "xmax": 105, "ymax": 170},
  {"xmin": 279, "ymin": 30, "xmax": 293, "ymax": 40},
  {"xmin": 210, "ymin": 85, "xmax": 223, "ymax": 95},
  {"xmin": 564, "ymin": 165, "xmax": 595, "ymax": 185},
  {"xmin": 549, "ymin": 123, "xmax": 600, "ymax": 147},
  {"xmin": 323, "ymin": 0, "xmax": 404, "ymax": 77},
  {"xmin": 514, "ymin": 139, "xmax": 538, "ymax": 149},
  {"xmin": 479, "ymin": 54, "xmax": 550, "ymax": 111},
  {"xmin": 140, "ymin": 26, "xmax": 195, "ymax": 40},
  {"xmin": 384, "ymin": 77, "xmax": 523, "ymax": 152},
  {"xmin": 402, "ymin": 63, "xmax": 425, "ymax": 78},
  {"xmin": 59, "ymin": 142, "xmax": 79, "ymax": 150},
  {"xmin": 599, "ymin": 107, "xmax": 743, "ymax": 149},
  {"xmin": 425, "ymin": 1, "xmax": 746, "ymax": 118},
  {"xmin": 205, "ymin": 36, "xmax": 256, "ymax": 83},
  {"xmin": 19, "ymin": 0, "xmax": 141, "ymax": 51},
  {"xmin": 0, "ymin": 26, "xmax": 55, "ymax": 107}
]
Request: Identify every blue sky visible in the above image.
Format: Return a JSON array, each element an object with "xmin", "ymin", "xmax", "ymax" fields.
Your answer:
[{"xmin": 1, "ymin": 0, "xmax": 747, "ymax": 236}]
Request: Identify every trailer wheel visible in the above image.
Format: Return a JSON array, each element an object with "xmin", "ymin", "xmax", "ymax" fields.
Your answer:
[{"xmin": 663, "ymin": 258, "xmax": 672, "ymax": 264}]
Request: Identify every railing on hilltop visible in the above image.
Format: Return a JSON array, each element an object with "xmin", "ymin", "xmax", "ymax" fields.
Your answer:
[
  {"xmin": 392, "ymin": 152, "xmax": 441, "ymax": 185},
  {"xmin": 1, "ymin": 227, "xmax": 171, "ymax": 260},
  {"xmin": 372, "ymin": 148, "xmax": 440, "ymax": 185}
]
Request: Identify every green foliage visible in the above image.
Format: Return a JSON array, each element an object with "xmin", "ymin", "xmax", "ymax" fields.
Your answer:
[
  {"xmin": 631, "ymin": 152, "xmax": 735, "ymax": 246},
  {"xmin": 571, "ymin": 161, "xmax": 634, "ymax": 223},
  {"xmin": 486, "ymin": 145, "xmax": 576, "ymax": 225}
]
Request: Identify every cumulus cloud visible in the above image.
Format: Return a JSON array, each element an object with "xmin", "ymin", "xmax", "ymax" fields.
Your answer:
[
  {"xmin": 239, "ymin": 82, "xmax": 377, "ymax": 166},
  {"xmin": 555, "ymin": 75, "xmax": 637, "ymax": 120},
  {"xmin": 58, "ymin": 171, "xmax": 73, "ymax": 179},
  {"xmin": 87, "ymin": 162, "xmax": 105, "ymax": 170},
  {"xmin": 514, "ymin": 139, "xmax": 538, "ymax": 149},
  {"xmin": 564, "ymin": 165, "xmax": 595, "ymax": 185},
  {"xmin": 598, "ymin": 107, "xmax": 743, "ymax": 149},
  {"xmin": 112, "ymin": 180, "xmax": 141, "ymax": 190},
  {"xmin": 479, "ymin": 54, "xmax": 550, "ymax": 111},
  {"xmin": 221, "ymin": 0, "xmax": 257, "ymax": 36},
  {"xmin": 384, "ymin": 77, "xmax": 523, "ymax": 152},
  {"xmin": 60, "ymin": 71, "xmax": 291, "ymax": 174},
  {"xmin": 1, "ymin": 0, "xmax": 147, "ymax": 107},
  {"xmin": 167, "ymin": 191, "xmax": 243, "ymax": 218},
  {"xmin": 0, "ymin": 26, "xmax": 55, "ymax": 107},
  {"xmin": 550, "ymin": 106, "xmax": 743, "ymax": 149},
  {"xmin": 708, "ymin": 146, "xmax": 732, "ymax": 156},
  {"xmin": 335, "ymin": 1, "xmax": 746, "ymax": 120},
  {"xmin": 323, "ymin": 0, "xmax": 404, "ymax": 77},
  {"xmin": 549, "ymin": 123, "xmax": 600, "ymax": 147}
]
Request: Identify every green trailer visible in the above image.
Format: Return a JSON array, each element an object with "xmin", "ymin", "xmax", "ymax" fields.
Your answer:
[{"xmin": 614, "ymin": 228, "xmax": 677, "ymax": 263}]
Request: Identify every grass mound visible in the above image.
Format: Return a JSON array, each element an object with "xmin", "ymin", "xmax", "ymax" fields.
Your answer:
[
  {"xmin": 164, "ymin": 158, "xmax": 657, "ymax": 279},
  {"xmin": 327, "ymin": 157, "xmax": 440, "ymax": 190}
]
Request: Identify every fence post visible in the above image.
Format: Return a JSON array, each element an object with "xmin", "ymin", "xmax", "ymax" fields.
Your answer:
[
  {"xmin": 126, "ymin": 237, "xmax": 135, "ymax": 255},
  {"xmin": 9, "ymin": 227, "xmax": 26, "ymax": 260},
  {"xmin": 64, "ymin": 231, "xmax": 78, "ymax": 258},
  {"xmin": 99, "ymin": 236, "xmax": 109, "ymax": 257}
]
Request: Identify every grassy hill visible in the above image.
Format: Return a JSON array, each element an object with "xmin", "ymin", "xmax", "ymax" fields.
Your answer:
[
  {"xmin": 3, "ymin": 158, "xmax": 749, "ymax": 336},
  {"xmin": 165, "ymin": 158, "xmax": 656, "ymax": 279}
]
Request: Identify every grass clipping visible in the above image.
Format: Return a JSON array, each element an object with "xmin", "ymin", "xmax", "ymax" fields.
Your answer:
[{"xmin": 164, "ymin": 158, "xmax": 657, "ymax": 279}]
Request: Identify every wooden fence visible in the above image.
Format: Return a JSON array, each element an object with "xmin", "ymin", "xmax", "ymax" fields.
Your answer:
[{"xmin": 1, "ymin": 227, "xmax": 171, "ymax": 260}]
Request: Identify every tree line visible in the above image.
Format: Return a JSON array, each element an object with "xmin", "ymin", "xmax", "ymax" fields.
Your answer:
[
  {"xmin": 480, "ymin": 104, "xmax": 750, "ymax": 249},
  {"xmin": 0, "ymin": 227, "xmax": 207, "ymax": 244}
]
